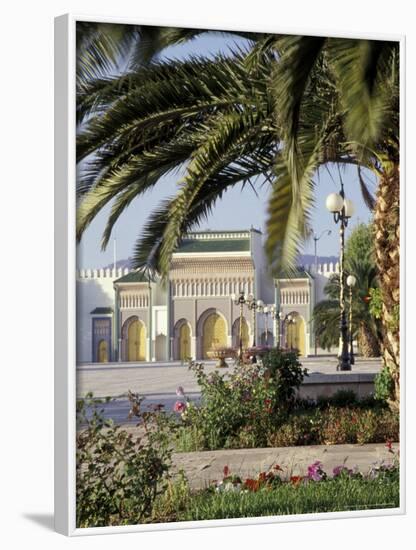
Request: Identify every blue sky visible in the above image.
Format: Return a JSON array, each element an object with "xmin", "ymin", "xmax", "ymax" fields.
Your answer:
[{"xmin": 76, "ymin": 32, "xmax": 377, "ymax": 269}]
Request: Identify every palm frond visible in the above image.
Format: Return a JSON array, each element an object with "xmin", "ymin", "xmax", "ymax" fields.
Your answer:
[
  {"xmin": 76, "ymin": 53, "xmax": 259, "ymax": 162},
  {"xmin": 327, "ymin": 39, "xmax": 398, "ymax": 156},
  {"xmin": 132, "ymin": 147, "xmax": 275, "ymax": 274},
  {"xmin": 156, "ymin": 110, "xmax": 272, "ymax": 276},
  {"xmin": 265, "ymin": 123, "xmax": 331, "ymax": 275},
  {"xmin": 76, "ymin": 135, "xmax": 194, "ymax": 242}
]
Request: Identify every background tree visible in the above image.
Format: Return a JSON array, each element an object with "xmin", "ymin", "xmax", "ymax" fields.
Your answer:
[{"xmin": 313, "ymin": 223, "xmax": 382, "ymax": 357}]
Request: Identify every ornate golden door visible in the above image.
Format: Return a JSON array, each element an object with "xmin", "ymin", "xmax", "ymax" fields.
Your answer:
[
  {"xmin": 128, "ymin": 319, "xmax": 146, "ymax": 361},
  {"xmin": 98, "ymin": 339, "xmax": 108, "ymax": 363},
  {"xmin": 287, "ymin": 316, "xmax": 305, "ymax": 355},
  {"xmin": 179, "ymin": 323, "xmax": 191, "ymax": 360},
  {"xmin": 202, "ymin": 313, "xmax": 227, "ymax": 358}
]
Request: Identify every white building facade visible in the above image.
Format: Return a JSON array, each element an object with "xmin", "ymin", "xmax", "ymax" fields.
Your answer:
[{"xmin": 76, "ymin": 229, "xmax": 340, "ymax": 363}]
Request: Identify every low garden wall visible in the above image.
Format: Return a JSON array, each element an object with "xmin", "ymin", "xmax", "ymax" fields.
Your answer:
[{"xmin": 297, "ymin": 372, "xmax": 375, "ymax": 401}]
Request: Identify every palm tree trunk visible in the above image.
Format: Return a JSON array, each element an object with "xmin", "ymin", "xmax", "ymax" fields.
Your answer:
[
  {"xmin": 373, "ymin": 164, "xmax": 400, "ymax": 411},
  {"xmin": 357, "ymin": 321, "xmax": 381, "ymax": 357}
]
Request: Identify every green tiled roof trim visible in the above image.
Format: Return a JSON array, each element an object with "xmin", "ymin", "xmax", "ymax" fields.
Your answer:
[
  {"xmin": 176, "ymin": 238, "xmax": 250, "ymax": 253},
  {"xmin": 114, "ymin": 270, "xmax": 152, "ymax": 284},
  {"xmin": 90, "ymin": 307, "xmax": 113, "ymax": 314}
]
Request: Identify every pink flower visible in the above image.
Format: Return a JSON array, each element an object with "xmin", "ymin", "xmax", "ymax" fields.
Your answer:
[
  {"xmin": 173, "ymin": 401, "xmax": 186, "ymax": 413},
  {"xmin": 176, "ymin": 386, "xmax": 185, "ymax": 396},
  {"xmin": 332, "ymin": 465, "xmax": 352, "ymax": 478},
  {"xmin": 307, "ymin": 460, "xmax": 326, "ymax": 481}
]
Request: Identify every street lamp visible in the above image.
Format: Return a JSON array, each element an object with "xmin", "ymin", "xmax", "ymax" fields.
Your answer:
[
  {"xmin": 311, "ymin": 229, "xmax": 332, "ymax": 356},
  {"xmin": 247, "ymin": 296, "xmax": 264, "ymax": 363},
  {"xmin": 231, "ymin": 290, "xmax": 247, "ymax": 362},
  {"xmin": 347, "ymin": 274, "xmax": 357, "ymax": 365},
  {"xmin": 326, "ymin": 183, "xmax": 355, "ymax": 371},
  {"xmin": 312, "ymin": 229, "xmax": 332, "ymax": 274},
  {"xmin": 263, "ymin": 306, "xmax": 270, "ymax": 345},
  {"xmin": 269, "ymin": 305, "xmax": 283, "ymax": 348}
]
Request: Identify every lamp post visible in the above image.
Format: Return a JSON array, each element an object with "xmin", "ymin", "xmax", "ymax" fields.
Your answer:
[
  {"xmin": 269, "ymin": 305, "xmax": 282, "ymax": 348},
  {"xmin": 247, "ymin": 295, "xmax": 264, "ymax": 363},
  {"xmin": 263, "ymin": 306, "xmax": 270, "ymax": 345},
  {"xmin": 231, "ymin": 290, "xmax": 247, "ymax": 363},
  {"xmin": 326, "ymin": 184, "xmax": 355, "ymax": 371},
  {"xmin": 312, "ymin": 229, "xmax": 332, "ymax": 356},
  {"xmin": 347, "ymin": 274, "xmax": 357, "ymax": 365},
  {"xmin": 312, "ymin": 229, "xmax": 332, "ymax": 274}
]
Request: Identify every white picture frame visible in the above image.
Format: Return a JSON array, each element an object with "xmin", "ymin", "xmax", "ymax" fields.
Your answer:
[{"xmin": 54, "ymin": 13, "xmax": 406, "ymax": 536}]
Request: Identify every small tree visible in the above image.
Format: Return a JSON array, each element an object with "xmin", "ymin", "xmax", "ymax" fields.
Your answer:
[{"xmin": 313, "ymin": 223, "xmax": 383, "ymax": 357}]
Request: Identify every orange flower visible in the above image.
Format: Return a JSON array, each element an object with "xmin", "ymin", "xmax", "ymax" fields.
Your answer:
[
  {"xmin": 244, "ymin": 478, "xmax": 260, "ymax": 492},
  {"xmin": 290, "ymin": 475, "xmax": 303, "ymax": 486}
]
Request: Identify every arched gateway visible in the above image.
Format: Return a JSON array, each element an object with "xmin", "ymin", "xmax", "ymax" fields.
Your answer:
[
  {"xmin": 202, "ymin": 312, "xmax": 227, "ymax": 358},
  {"xmin": 126, "ymin": 318, "xmax": 146, "ymax": 361}
]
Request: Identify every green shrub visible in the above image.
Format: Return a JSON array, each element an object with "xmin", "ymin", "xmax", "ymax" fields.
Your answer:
[
  {"xmin": 76, "ymin": 392, "xmax": 175, "ymax": 528},
  {"xmin": 268, "ymin": 406, "xmax": 399, "ymax": 448},
  {"xmin": 374, "ymin": 366, "xmax": 395, "ymax": 402},
  {"xmin": 268, "ymin": 412, "xmax": 320, "ymax": 447},
  {"xmin": 317, "ymin": 389, "xmax": 358, "ymax": 408},
  {"xmin": 321, "ymin": 407, "xmax": 358, "ymax": 444},
  {"xmin": 261, "ymin": 348, "xmax": 308, "ymax": 404},
  {"xmin": 178, "ymin": 353, "xmax": 307, "ymax": 450}
]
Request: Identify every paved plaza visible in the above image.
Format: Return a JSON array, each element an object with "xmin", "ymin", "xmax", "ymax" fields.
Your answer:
[{"xmin": 77, "ymin": 356, "xmax": 382, "ymax": 425}]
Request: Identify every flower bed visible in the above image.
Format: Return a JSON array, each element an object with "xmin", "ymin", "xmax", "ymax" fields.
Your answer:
[
  {"xmin": 173, "ymin": 354, "xmax": 398, "ymax": 452},
  {"xmin": 77, "ymin": 393, "xmax": 399, "ymax": 527},
  {"xmin": 153, "ymin": 444, "xmax": 400, "ymax": 522},
  {"xmin": 174, "ymin": 352, "xmax": 307, "ymax": 450}
]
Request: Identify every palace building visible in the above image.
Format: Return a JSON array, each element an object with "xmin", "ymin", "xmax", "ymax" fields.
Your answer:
[{"xmin": 76, "ymin": 229, "xmax": 340, "ymax": 363}]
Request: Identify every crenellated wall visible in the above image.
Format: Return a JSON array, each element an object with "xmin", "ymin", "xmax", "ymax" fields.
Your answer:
[
  {"xmin": 76, "ymin": 259, "xmax": 340, "ymax": 363},
  {"xmin": 77, "ymin": 267, "xmax": 130, "ymax": 279}
]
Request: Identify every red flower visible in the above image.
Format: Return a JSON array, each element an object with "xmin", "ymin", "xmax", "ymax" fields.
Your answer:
[
  {"xmin": 386, "ymin": 440, "xmax": 393, "ymax": 452},
  {"xmin": 173, "ymin": 401, "xmax": 186, "ymax": 413},
  {"xmin": 264, "ymin": 398, "xmax": 273, "ymax": 413},
  {"xmin": 290, "ymin": 475, "xmax": 303, "ymax": 486},
  {"xmin": 223, "ymin": 465, "xmax": 230, "ymax": 477},
  {"xmin": 244, "ymin": 478, "xmax": 260, "ymax": 492},
  {"xmin": 274, "ymin": 464, "xmax": 283, "ymax": 472}
]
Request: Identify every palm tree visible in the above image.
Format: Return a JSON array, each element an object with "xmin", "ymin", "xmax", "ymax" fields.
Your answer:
[
  {"xmin": 314, "ymin": 269, "xmax": 382, "ymax": 357},
  {"xmin": 314, "ymin": 223, "xmax": 383, "ymax": 357},
  {"xmin": 75, "ymin": 29, "xmax": 399, "ymax": 407},
  {"xmin": 269, "ymin": 35, "xmax": 399, "ymax": 409}
]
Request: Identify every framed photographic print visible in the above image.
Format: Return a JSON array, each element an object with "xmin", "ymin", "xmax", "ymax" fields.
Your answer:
[{"xmin": 54, "ymin": 13, "xmax": 405, "ymax": 536}]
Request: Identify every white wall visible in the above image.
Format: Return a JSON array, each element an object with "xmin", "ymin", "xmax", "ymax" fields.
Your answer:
[{"xmin": 76, "ymin": 269, "xmax": 127, "ymax": 362}]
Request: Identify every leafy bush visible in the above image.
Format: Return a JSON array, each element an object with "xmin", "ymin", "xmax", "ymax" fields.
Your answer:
[
  {"xmin": 261, "ymin": 348, "xmax": 307, "ymax": 403},
  {"xmin": 317, "ymin": 389, "xmax": 358, "ymax": 408},
  {"xmin": 76, "ymin": 392, "xmax": 175, "ymax": 527},
  {"xmin": 321, "ymin": 407, "xmax": 359, "ymax": 444},
  {"xmin": 267, "ymin": 412, "xmax": 320, "ymax": 447},
  {"xmin": 374, "ymin": 365, "xmax": 395, "ymax": 402},
  {"xmin": 177, "ymin": 351, "xmax": 307, "ymax": 450},
  {"xmin": 267, "ymin": 406, "xmax": 398, "ymax": 448}
]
